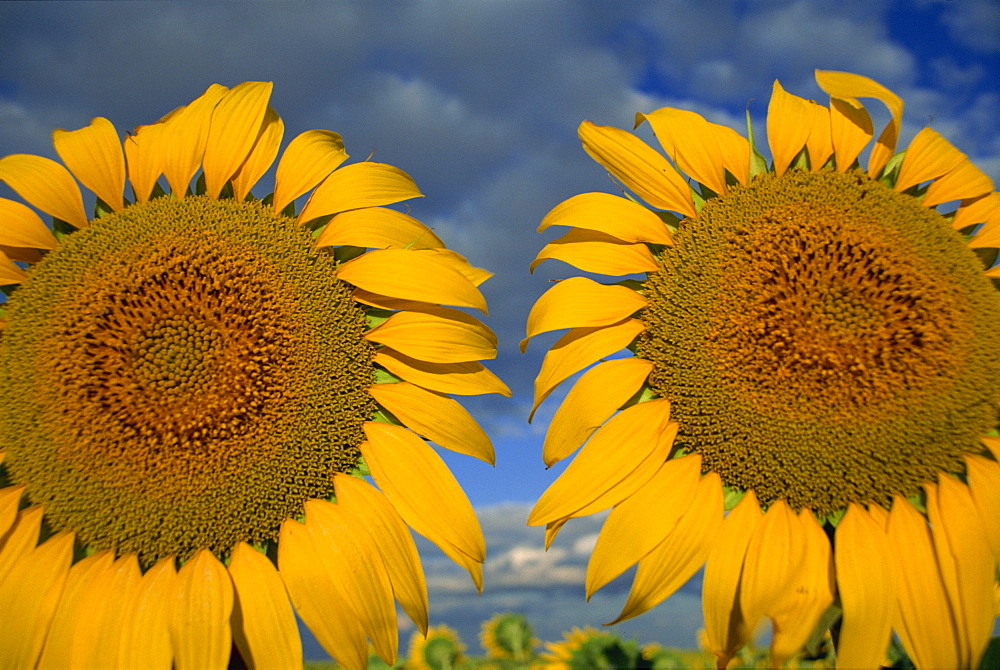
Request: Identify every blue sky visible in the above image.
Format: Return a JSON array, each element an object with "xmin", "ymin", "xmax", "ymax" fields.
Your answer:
[{"xmin": 2, "ymin": 0, "xmax": 998, "ymax": 657}]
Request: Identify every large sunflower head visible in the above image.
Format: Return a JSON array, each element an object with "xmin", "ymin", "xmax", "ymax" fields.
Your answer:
[
  {"xmin": 524, "ymin": 70, "xmax": 1000, "ymax": 669},
  {"xmin": 0, "ymin": 81, "xmax": 509, "ymax": 669}
]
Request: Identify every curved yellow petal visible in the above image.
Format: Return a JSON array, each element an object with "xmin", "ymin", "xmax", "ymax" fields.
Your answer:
[
  {"xmin": 0, "ymin": 505, "xmax": 43, "ymax": 582},
  {"xmin": 0, "ymin": 530, "xmax": 73, "ymax": 668},
  {"xmin": 337, "ymin": 248, "xmax": 487, "ymax": 314},
  {"xmin": 415, "ymin": 247, "xmax": 493, "ymax": 286},
  {"xmin": 333, "ymin": 473, "xmax": 429, "ymax": 635},
  {"xmin": 538, "ymin": 192, "xmax": 674, "ymax": 244},
  {"xmin": 230, "ymin": 106, "xmax": 284, "ymax": 202},
  {"xmin": 542, "ymin": 357, "xmax": 652, "ymax": 467},
  {"xmin": 578, "ymin": 121, "xmax": 697, "ymax": 217},
  {"xmin": 0, "ymin": 250, "xmax": 28, "ymax": 285},
  {"xmin": 522, "ymin": 277, "xmax": 646, "ymax": 352},
  {"xmin": 365, "ymin": 309, "xmax": 497, "ymax": 364},
  {"xmin": 375, "ymin": 349, "xmax": 510, "ymax": 396},
  {"xmin": 0, "ymin": 197, "xmax": 58, "ymax": 250},
  {"xmin": 0, "ymin": 485, "xmax": 24, "ymax": 538},
  {"xmin": 272, "ymin": 130, "xmax": 348, "ymax": 214},
  {"xmin": 527, "ymin": 398, "xmax": 672, "ymax": 526},
  {"xmin": 834, "ymin": 503, "xmax": 894, "ymax": 670},
  {"xmin": 88, "ymin": 554, "xmax": 142, "ymax": 666},
  {"xmin": 361, "ymin": 422, "xmax": 486, "ymax": 581},
  {"xmin": 926, "ymin": 475, "xmax": 995, "ymax": 668},
  {"xmin": 298, "ymin": 162, "xmax": 423, "ymax": 225},
  {"xmin": 202, "ymin": 81, "xmax": 273, "ymax": 199},
  {"xmin": 52, "ymin": 116, "xmax": 125, "ymax": 211},
  {"xmin": 171, "ymin": 548, "xmax": 234, "ymax": 670},
  {"xmin": 586, "ymin": 454, "xmax": 702, "ymax": 598},
  {"xmin": 637, "ymin": 107, "xmax": 749, "ymax": 192},
  {"xmin": 117, "ymin": 557, "xmax": 175, "ymax": 670},
  {"xmin": 36, "ymin": 550, "xmax": 115, "ymax": 669},
  {"xmin": 530, "ymin": 228, "xmax": 659, "ymax": 276},
  {"xmin": 923, "ymin": 153, "xmax": 994, "ymax": 208},
  {"xmin": 827, "ymin": 97, "xmax": 873, "ymax": 172},
  {"xmin": 315, "ymin": 207, "xmax": 445, "ymax": 250},
  {"xmin": 162, "ymin": 83, "xmax": 229, "ymax": 198},
  {"xmin": 124, "ymin": 122, "xmax": 166, "ymax": 203},
  {"xmin": 895, "ymin": 127, "xmax": 968, "ymax": 193},
  {"xmin": 278, "ymin": 519, "xmax": 368, "ymax": 670},
  {"xmin": 305, "ymin": 499, "xmax": 398, "ymax": 665},
  {"xmin": 965, "ymin": 455, "xmax": 1000, "ymax": 567},
  {"xmin": 229, "ymin": 542, "xmax": 302, "ymax": 670},
  {"xmin": 369, "ymin": 381, "xmax": 495, "ymax": 464},
  {"xmin": 767, "ymin": 510, "xmax": 834, "ymax": 666},
  {"xmin": 886, "ymin": 494, "xmax": 961, "ymax": 669},
  {"xmin": 611, "ymin": 470, "xmax": 723, "ymax": 624},
  {"xmin": 0, "ymin": 154, "xmax": 87, "ymax": 229},
  {"xmin": 804, "ymin": 100, "xmax": 834, "ymax": 170},
  {"xmin": 531, "ymin": 319, "xmax": 646, "ymax": 417},
  {"xmin": 815, "ymin": 70, "xmax": 903, "ymax": 177},
  {"xmin": 953, "ymin": 191, "xmax": 1000, "ymax": 231},
  {"xmin": 766, "ymin": 80, "xmax": 815, "ymax": 177}
]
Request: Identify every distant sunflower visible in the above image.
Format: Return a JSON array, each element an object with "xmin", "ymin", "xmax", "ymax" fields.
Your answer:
[
  {"xmin": 479, "ymin": 611, "xmax": 538, "ymax": 662},
  {"xmin": 524, "ymin": 70, "xmax": 1000, "ymax": 668},
  {"xmin": 0, "ymin": 82, "xmax": 509, "ymax": 670},
  {"xmin": 406, "ymin": 624, "xmax": 466, "ymax": 670}
]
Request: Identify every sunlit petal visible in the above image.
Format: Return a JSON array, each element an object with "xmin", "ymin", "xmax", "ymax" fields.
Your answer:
[
  {"xmin": 530, "ymin": 227, "xmax": 659, "ymax": 275},
  {"xmin": 203, "ymin": 81, "xmax": 273, "ymax": 199},
  {"xmin": 52, "ymin": 117, "xmax": 126, "ymax": 211},
  {"xmin": 162, "ymin": 83, "xmax": 228, "ymax": 198},
  {"xmin": 117, "ymin": 557, "xmax": 175, "ymax": 670},
  {"xmin": 123, "ymin": 122, "xmax": 166, "ymax": 203},
  {"xmin": 171, "ymin": 549, "xmax": 234, "ymax": 670},
  {"xmin": 272, "ymin": 129, "xmax": 348, "ymax": 214},
  {"xmin": 922, "ymin": 155, "xmax": 994, "ymax": 208},
  {"xmin": 826, "ymin": 97, "xmax": 873, "ymax": 172},
  {"xmin": 0, "ymin": 197, "xmax": 58, "ymax": 250},
  {"xmin": 315, "ymin": 207, "xmax": 445, "ymax": 250},
  {"xmin": 766, "ymin": 80, "xmax": 814, "ymax": 177},
  {"xmin": 0, "ymin": 154, "xmax": 88, "ymax": 229},
  {"xmin": 230, "ymin": 106, "xmax": 284, "ymax": 202},
  {"xmin": 375, "ymin": 349, "xmax": 511, "ymax": 396},
  {"xmin": 298, "ymin": 162, "xmax": 423, "ymax": 225},
  {"xmin": 365, "ymin": 308, "xmax": 497, "ymax": 363},
  {"xmin": 538, "ymin": 191, "xmax": 674, "ymax": 244},
  {"xmin": 964, "ymin": 455, "xmax": 1000, "ymax": 567},
  {"xmin": 895, "ymin": 127, "xmax": 968, "ymax": 193}
]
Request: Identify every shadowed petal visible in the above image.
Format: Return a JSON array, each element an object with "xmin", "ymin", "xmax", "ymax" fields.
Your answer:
[
  {"xmin": 203, "ymin": 82, "xmax": 273, "ymax": 199},
  {"xmin": 162, "ymin": 83, "xmax": 228, "ymax": 198},
  {"xmin": 118, "ymin": 557, "xmax": 175, "ymax": 670},
  {"xmin": 766, "ymin": 81, "xmax": 815, "ymax": 177},
  {"xmin": 375, "ymin": 349, "xmax": 510, "ymax": 396},
  {"xmin": 124, "ymin": 122, "xmax": 166, "ymax": 203},
  {"xmin": 53, "ymin": 117, "xmax": 125, "ymax": 211},
  {"xmin": 316, "ymin": 207, "xmax": 445, "ymax": 250},
  {"xmin": 230, "ymin": 106, "xmax": 284, "ymax": 202},
  {"xmin": 0, "ymin": 198, "xmax": 58, "ymax": 250},
  {"xmin": 531, "ymin": 228, "xmax": 659, "ymax": 275}
]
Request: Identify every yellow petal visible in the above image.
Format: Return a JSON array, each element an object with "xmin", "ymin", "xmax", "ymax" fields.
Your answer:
[
  {"xmin": 375, "ymin": 349, "xmax": 510, "ymax": 396},
  {"xmin": 766, "ymin": 510, "xmax": 834, "ymax": 666},
  {"xmin": 315, "ymin": 207, "xmax": 445, "ymax": 250},
  {"xmin": 415, "ymin": 247, "xmax": 493, "ymax": 286},
  {"xmin": 365, "ymin": 308, "xmax": 497, "ymax": 364},
  {"xmin": 0, "ymin": 197, "xmax": 58, "ymax": 250},
  {"xmin": 0, "ymin": 250, "xmax": 28, "ymax": 284},
  {"xmin": 117, "ymin": 557, "xmax": 175, "ymax": 670},
  {"xmin": 925, "ymin": 475, "xmax": 995, "ymax": 668},
  {"xmin": 203, "ymin": 81, "xmax": 274, "ymax": 199},
  {"xmin": 826, "ymin": 97, "xmax": 873, "ymax": 172},
  {"xmin": 530, "ymin": 228, "xmax": 659, "ymax": 275},
  {"xmin": 834, "ymin": 503, "xmax": 894, "ymax": 670},
  {"xmin": 88, "ymin": 554, "xmax": 142, "ymax": 666},
  {"xmin": 0, "ymin": 154, "xmax": 88, "ymax": 229},
  {"xmin": 0, "ymin": 531, "xmax": 73, "ymax": 668},
  {"xmin": 52, "ymin": 116, "xmax": 125, "ymax": 211},
  {"xmin": 637, "ymin": 107, "xmax": 749, "ymax": 192},
  {"xmin": 361, "ymin": 422, "xmax": 486, "ymax": 584},
  {"xmin": 527, "ymin": 398, "xmax": 672, "ymax": 526},
  {"xmin": 123, "ymin": 122, "xmax": 166, "ymax": 203},
  {"xmin": 952, "ymin": 191, "xmax": 1000, "ymax": 231},
  {"xmin": 337, "ymin": 248, "xmax": 487, "ymax": 314},
  {"xmin": 766, "ymin": 80, "xmax": 815, "ymax": 177},
  {"xmin": 0, "ymin": 505, "xmax": 43, "ymax": 582},
  {"xmin": 804, "ymin": 100, "xmax": 834, "ymax": 170},
  {"xmin": 886, "ymin": 494, "xmax": 961, "ymax": 669},
  {"xmin": 586, "ymin": 454, "xmax": 702, "ymax": 598},
  {"xmin": 965, "ymin": 455, "xmax": 1000, "ymax": 567},
  {"xmin": 171, "ymin": 548, "xmax": 234, "ymax": 670},
  {"xmin": 0, "ymin": 485, "xmax": 24, "ymax": 538},
  {"xmin": 923, "ymin": 153, "xmax": 994, "ymax": 208},
  {"xmin": 611, "ymin": 470, "xmax": 723, "ymax": 624},
  {"xmin": 332, "ymin": 473, "xmax": 429, "ymax": 635},
  {"xmin": 521, "ymin": 277, "xmax": 646, "ymax": 352},
  {"xmin": 578, "ymin": 121, "xmax": 696, "ymax": 217},
  {"xmin": 272, "ymin": 130, "xmax": 348, "ymax": 214},
  {"xmin": 531, "ymin": 318, "xmax": 646, "ymax": 418},
  {"xmin": 895, "ymin": 127, "xmax": 968, "ymax": 193},
  {"xmin": 278, "ymin": 519, "xmax": 368, "ymax": 670},
  {"xmin": 36, "ymin": 550, "xmax": 115, "ymax": 670},
  {"xmin": 162, "ymin": 83, "xmax": 229, "ymax": 198},
  {"xmin": 298, "ymin": 162, "xmax": 423, "ymax": 225},
  {"xmin": 229, "ymin": 542, "xmax": 302, "ymax": 670},
  {"xmin": 230, "ymin": 106, "xmax": 284, "ymax": 202},
  {"xmin": 538, "ymin": 192, "xmax": 673, "ymax": 244},
  {"xmin": 305, "ymin": 499, "xmax": 398, "ymax": 665},
  {"xmin": 815, "ymin": 69, "xmax": 903, "ymax": 177},
  {"xmin": 369, "ymin": 381, "xmax": 495, "ymax": 464},
  {"xmin": 542, "ymin": 357, "xmax": 652, "ymax": 467},
  {"xmin": 986, "ymin": 437, "xmax": 1000, "ymax": 461}
]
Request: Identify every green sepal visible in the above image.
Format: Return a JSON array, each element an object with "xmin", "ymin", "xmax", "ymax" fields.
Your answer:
[
  {"xmin": 877, "ymin": 150, "xmax": 906, "ymax": 187},
  {"xmin": 723, "ymin": 486, "xmax": 746, "ymax": 512},
  {"xmin": 145, "ymin": 182, "xmax": 168, "ymax": 202},
  {"xmin": 373, "ymin": 367, "xmax": 402, "ymax": 385},
  {"xmin": 351, "ymin": 457, "xmax": 371, "ymax": 478},
  {"xmin": 978, "ymin": 637, "xmax": 1000, "ymax": 670},
  {"xmin": 370, "ymin": 406, "xmax": 403, "ymax": 426},
  {"xmin": 790, "ymin": 148, "xmax": 809, "ymax": 172},
  {"xmin": 334, "ymin": 245, "xmax": 366, "ymax": 263},
  {"xmin": 194, "ymin": 172, "xmax": 207, "ymax": 196},
  {"xmin": 52, "ymin": 218, "xmax": 75, "ymax": 239},
  {"xmin": 93, "ymin": 197, "xmax": 114, "ymax": 219},
  {"xmin": 655, "ymin": 210, "xmax": 681, "ymax": 233},
  {"xmin": 612, "ymin": 278, "xmax": 645, "ymax": 293},
  {"xmin": 216, "ymin": 181, "xmax": 235, "ymax": 201},
  {"xmin": 690, "ymin": 185, "xmax": 706, "ymax": 212},
  {"xmin": 746, "ymin": 108, "xmax": 769, "ymax": 180},
  {"xmin": 801, "ymin": 604, "xmax": 839, "ymax": 660},
  {"xmin": 365, "ymin": 307, "xmax": 395, "ymax": 329},
  {"xmin": 824, "ymin": 507, "xmax": 847, "ymax": 527},
  {"xmin": 619, "ymin": 382, "xmax": 658, "ymax": 411}
]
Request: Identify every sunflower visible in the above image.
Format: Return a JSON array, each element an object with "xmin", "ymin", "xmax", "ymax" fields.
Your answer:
[
  {"xmin": 523, "ymin": 70, "xmax": 1000, "ymax": 669},
  {"xmin": 0, "ymin": 81, "xmax": 509, "ymax": 670},
  {"xmin": 406, "ymin": 624, "xmax": 466, "ymax": 670},
  {"xmin": 536, "ymin": 626, "xmax": 672, "ymax": 669},
  {"xmin": 479, "ymin": 611, "xmax": 538, "ymax": 662}
]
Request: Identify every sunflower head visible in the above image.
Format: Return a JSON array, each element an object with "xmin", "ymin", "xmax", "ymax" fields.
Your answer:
[
  {"xmin": 0, "ymin": 81, "xmax": 507, "ymax": 669},
  {"xmin": 536, "ymin": 627, "xmax": 672, "ymax": 670},
  {"xmin": 479, "ymin": 612, "xmax": 539, "ymax": 662},
  {"xmin": 525, "ymin": 70, "xmax": 1000, "ymax": 669},
  {"xmin": 406, "ymin": 624, "xmax": 466, "ymax": 670}
]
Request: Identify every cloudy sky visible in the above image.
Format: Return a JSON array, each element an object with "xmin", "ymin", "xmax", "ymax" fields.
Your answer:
[{"xmin": 2, "ymin": 0, "xmax": 998, "ymax": 658}]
